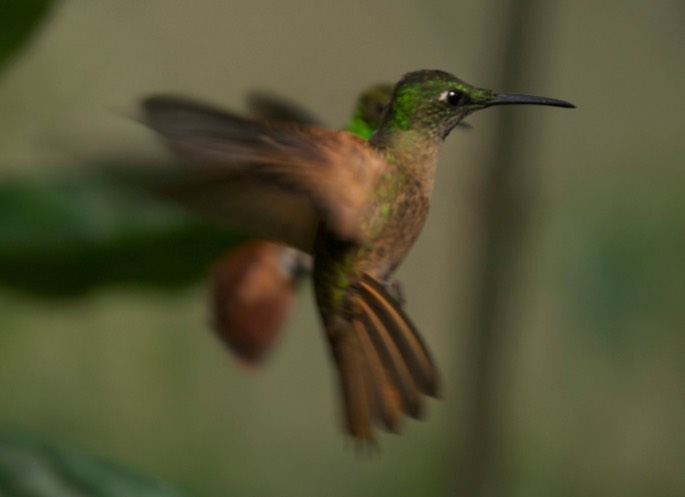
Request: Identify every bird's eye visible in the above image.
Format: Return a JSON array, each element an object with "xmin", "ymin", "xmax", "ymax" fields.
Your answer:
[{"xmin": 445, "ymin": 89, "xmax": 470, "ymax": 107}]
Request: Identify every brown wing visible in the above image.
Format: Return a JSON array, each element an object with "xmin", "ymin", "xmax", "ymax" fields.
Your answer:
[
  {"xmin": 146, "ymin": 172, "xmax": 321, "ymax": 253},
  {"xmin": 141, "ymin": 96, "xmax": 386, "ymax": 252}
]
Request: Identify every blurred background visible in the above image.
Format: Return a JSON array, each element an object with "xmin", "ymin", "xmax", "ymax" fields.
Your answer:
[{"xmin": 1, "ymin": 1, "xmax": 683, "ymax": 496}]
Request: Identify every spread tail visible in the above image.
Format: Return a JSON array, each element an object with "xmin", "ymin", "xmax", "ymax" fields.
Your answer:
[{"xmin": 327, "ymin": 273, "xmax": 440, "ymax": 441}]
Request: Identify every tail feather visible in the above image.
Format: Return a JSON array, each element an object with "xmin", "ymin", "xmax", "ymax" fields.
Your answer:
[
  {"xmin": 330, "ymin": 323, "xmax": 375, "ymax": 441},
  {"xmin": 355, "ymin": 300, "xmax": 423, "ymax": 419},
  {"xmin": 358, "ymin": 274, "xmax": 440, "ymax": 397},
  {"xmin": 352, "ymin": 319, "xmax": 403, "ymax": 433},
  {"xmin": 327, "ymin": 272, "xmax": 439, "ymax": 441}
]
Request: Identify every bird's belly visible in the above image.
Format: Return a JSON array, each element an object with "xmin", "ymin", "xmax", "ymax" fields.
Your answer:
[
  {"xmin": 312, "ymin": 184, "xmax": 430, "ymax": 315},
  {"xmin": 359, "ymin": 193, "xmax": 430, "ymax": 279}
]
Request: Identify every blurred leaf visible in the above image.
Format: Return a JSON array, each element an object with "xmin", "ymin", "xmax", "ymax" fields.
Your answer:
[
  {"xmin": 0, "ymin": 1, "xmax": 55, "ymax": 73},
  {"xmin": 0, "ymin": 175, "xmax": 245, "ymax": 297},
  {"xmin": 0, "ymin": 432, "xmax": 194, "ymax": 497}
]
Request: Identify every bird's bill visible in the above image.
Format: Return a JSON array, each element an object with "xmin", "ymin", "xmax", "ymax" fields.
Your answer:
[{"xmin": 485, "ymin": 92, "xmax": 575, "ymax": 108}]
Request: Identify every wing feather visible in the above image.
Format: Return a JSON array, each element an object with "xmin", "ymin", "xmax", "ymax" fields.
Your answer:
[{"xmin": 141, "ymin": 96, "xmax": 386, "ymax": 251}]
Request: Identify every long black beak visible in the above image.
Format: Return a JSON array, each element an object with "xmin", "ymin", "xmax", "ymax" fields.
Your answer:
[{"xmin": 486, "ymin": 92, "xmax": 575, "ymax": 109}]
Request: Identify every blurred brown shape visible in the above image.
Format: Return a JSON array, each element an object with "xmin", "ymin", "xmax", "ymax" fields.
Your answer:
[{"xmin": 210, "ymin": 240, "xmax": 307, "ymax": 365}]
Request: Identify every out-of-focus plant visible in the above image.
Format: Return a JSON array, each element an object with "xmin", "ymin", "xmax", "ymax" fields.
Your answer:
[
  {"xmin": 0, "ymin": 174, "xmax": 245, "ymax": 296},
  {"xmin": 0, "ymin": 432, "xmax": 194, "ymax": 497},
  {"xmin": 0, "ymin": 1, "xmax": 54, "ymax": 74}
]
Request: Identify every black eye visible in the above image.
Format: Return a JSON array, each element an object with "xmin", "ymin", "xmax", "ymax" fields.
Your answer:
[{"xmin": 446, "ymin": 89, "xmax": 470, "ymax": 107}]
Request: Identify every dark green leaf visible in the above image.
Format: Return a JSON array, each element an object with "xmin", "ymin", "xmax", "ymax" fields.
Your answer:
[
  {"xmin": 0, "ymin": 432, "xmax": 195, "ymax": 497},
  {"xmin": 0, "ymin": 175, "xmax": 246, "ymax": 297},
  {"xmin": 0, "ymin": 1, "xmax": 55, "ymax": 73}
]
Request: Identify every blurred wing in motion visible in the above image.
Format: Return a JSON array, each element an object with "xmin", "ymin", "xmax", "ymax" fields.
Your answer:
[
  {"xmin": 245, "ymin": 91, "xmax": 323, "ymax": 126},
  {"xmin": 141, "ymin": 96, "xmax": 386, "ymax": 252},
  {"xmin": 211, "ymin": 241, "xmax": 309, "ymax": 365}
]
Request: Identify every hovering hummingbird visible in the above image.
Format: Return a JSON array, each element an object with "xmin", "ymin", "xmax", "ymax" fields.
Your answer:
[
  {"xmin": 211, "ymin": 83, "xmax": 395, "ymax": 365},
  {"xmin": 209, "ymin": 83, "xmax": 469, "ymax": 365},
  {"xmin": 141, "ymin": 69, "xmax": 574, "ymax": 442}
]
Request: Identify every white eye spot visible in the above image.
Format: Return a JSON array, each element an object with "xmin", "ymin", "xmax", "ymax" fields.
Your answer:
[{"xmin": 438, "ymin": 90, "xmax": 450, "ymax": 102}]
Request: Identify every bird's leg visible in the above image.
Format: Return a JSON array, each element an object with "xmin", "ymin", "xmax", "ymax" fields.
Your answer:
[{"xmin": 382, "ymin": 275, "xmax": 406, "ymax": 307}]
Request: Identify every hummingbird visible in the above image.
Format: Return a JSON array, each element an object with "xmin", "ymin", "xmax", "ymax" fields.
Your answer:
[
  {"xmin": 211, "ymin": 83, "xmax": 395, "ymax": 365},
  {"xmin": 140, "ymin": 69, "xmax": 574, "ymax": 442},
  {"xmin": 208, "ymin": 83, "xmax": 470, "ymax": 364}
]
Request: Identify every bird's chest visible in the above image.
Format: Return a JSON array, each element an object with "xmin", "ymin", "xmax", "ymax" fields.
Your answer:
[{"xmin": 360, "ymin": 175, "xmax": 431, "ymax": 276}]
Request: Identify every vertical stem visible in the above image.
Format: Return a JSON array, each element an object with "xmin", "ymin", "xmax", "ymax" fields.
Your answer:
[{"xmin": 459, "ymin": 1, "xmax": 556, "ymax": 496}]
